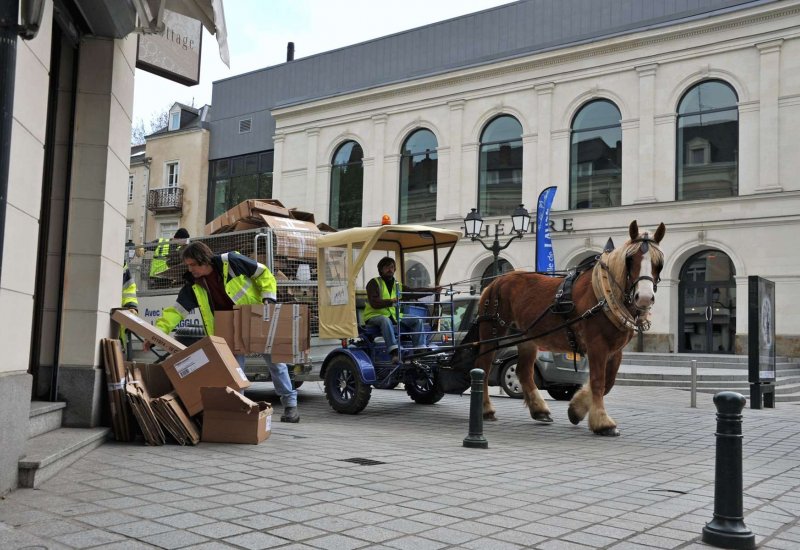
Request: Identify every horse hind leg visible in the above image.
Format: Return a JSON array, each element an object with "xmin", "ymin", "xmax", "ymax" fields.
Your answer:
[{"xmin": 516, "ymin": 346, "xmax": 552, "ymax": 423}]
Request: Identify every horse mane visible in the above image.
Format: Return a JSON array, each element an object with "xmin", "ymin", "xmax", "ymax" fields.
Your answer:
[{"xmin": 605, "ymin": 230, "xmax": 665, "ymax": 293}]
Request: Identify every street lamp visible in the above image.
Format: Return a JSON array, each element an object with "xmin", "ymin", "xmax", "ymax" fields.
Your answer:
[{"xmin": 463, "ymin": 204, "xmax": 531, "ymax": 278}]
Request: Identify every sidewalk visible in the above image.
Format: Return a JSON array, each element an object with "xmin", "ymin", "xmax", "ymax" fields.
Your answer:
[{"xmin": 2, "ymin": 383, "xmax": 799, "ymax": 549}]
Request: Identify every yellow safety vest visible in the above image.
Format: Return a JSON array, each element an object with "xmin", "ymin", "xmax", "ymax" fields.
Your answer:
[{"xmin": 362, "ymin": 277, "xmax": 403, "ymax": 323}]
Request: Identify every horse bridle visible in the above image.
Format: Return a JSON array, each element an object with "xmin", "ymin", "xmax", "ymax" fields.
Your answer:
[{"xmin": 624, "ymin": 236, "xmax": 662, "ymax": 309}]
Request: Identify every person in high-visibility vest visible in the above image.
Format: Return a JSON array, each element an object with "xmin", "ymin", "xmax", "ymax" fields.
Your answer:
[
  {"xmin": 120, "ymin": 262, "xmax": 138, "ymax": 346},
  {"xmin": 145, "ymin": 241, "xmax": 300, "ymax": 423},
  {"xmin": 149, "ymin": 228, "xmax": 190, "ymax": 279},
  {"xmin": 363, "ymin": 256, "xmax": 441, "ymax": 363}
]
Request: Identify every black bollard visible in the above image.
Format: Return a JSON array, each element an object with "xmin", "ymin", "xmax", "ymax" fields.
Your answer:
[
  {"xmin": 463, "ymin": 368, "xmax": 488, "ymax": 449},
  {"xmin": 702, "ymin": 391, "xmax": 755, "ymax": 550}
]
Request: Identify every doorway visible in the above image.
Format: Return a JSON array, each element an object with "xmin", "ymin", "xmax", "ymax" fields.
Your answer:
[{"xmin": 679, "ymin": 250, "xmax": 736, "ymax": 353}]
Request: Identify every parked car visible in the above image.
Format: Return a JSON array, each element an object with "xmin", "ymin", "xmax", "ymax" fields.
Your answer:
[{"xmin": 435, "ymin": 294, "xmax": 589, "ymax": 400}]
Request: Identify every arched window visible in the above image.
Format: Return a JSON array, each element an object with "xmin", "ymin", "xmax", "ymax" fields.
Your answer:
[
  {"xmin": 478, "ymin": 115, "xmax": 522, "ymax": 217},
  {"xmin": 399, "ymin": 129, "xmax": 438, "ymax": 224},
  {"xmin": 569, "ymin": 99, "xmax": 622, "ymax": 209},
  {"xmin": 405, "ymin": 260, "xmax": 431, "ymax": 289},
  {"xmin": 330, "ymin": 141, "xmax": 363, "ymax": 229},
  {"xmin": 676, "ymin": 80, "xmax": 738, "ymax": 200},
  {"xmin": 480, "ymin": 258, "xmax": 513, "ymax": 290}
]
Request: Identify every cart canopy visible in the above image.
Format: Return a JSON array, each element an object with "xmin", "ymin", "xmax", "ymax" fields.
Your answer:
[{"xmin": 317, "ymin": 225, "xmax": 461, "ymax": 339}]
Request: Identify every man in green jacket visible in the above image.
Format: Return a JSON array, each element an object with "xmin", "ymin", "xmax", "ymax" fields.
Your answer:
[{"xmin": 145, "ymin": 241, "xmax": 300, "ymax": 423}]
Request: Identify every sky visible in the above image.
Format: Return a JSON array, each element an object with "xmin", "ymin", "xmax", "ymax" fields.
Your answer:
[{"xmin": 132, "ymin": 0, "xmax": 514, "ymax": 126}]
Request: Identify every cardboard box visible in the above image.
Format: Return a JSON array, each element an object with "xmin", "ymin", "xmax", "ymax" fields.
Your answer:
[
  {"xmin": 200, "ymin": 386, "xmax": 272, "ymax": 444},
  {"xmin": 160, "ymin": 336, "xmax": 250, "ymax": 416},
  {"xmin": 260, "ymin": 215, "xmax": 320, "ymax": 259},
  {"xmin": 111, "ymin": 309, "xmax": 186, "ymax": 354},
  {"xmin": 244, "ymin": 304, "xmax": 311, "ymax": 364},
  {"xmin": 214, "ymin": 309, "xmax": 246, "ymax": 355},
  {"xmin": 229, "ymin": 199, "xmax": 290, "ymax": 223},
  {"xmin": 288, "ymin": 208, "xmax": 315, "ymax": 223}
]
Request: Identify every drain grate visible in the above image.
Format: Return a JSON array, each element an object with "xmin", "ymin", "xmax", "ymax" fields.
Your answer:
[{"xmin": 339, "ymin": 457, "xmax": 386, "ymax": 466}]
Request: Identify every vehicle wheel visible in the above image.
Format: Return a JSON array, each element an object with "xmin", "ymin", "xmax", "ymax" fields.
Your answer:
[
  {"xmin": 547, "ymin": 386, "xmax": 579, "ymax": 401},
  {"xmin": 499, "ymin": 360, "xmax": 524, "ymax": 399},
  {"xmin": 404, "ymin": 366, "xmax": 444, "ymax": 405},
  {"xmin": 292, "ymin": 380, "xmax": 304, "ymax": 390},
  {"xmin": 324, "ymin": 356, "xmax": 372, "ymax": 414}
]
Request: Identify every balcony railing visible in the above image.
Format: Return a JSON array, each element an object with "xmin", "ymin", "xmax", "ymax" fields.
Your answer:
[{"xmin": 147, "ymin": 187, "xmax": 183, "ymax": 212}]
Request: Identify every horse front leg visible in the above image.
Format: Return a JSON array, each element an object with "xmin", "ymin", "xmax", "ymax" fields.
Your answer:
[
  {"xmin": 516, "ymin": 345, "xmax": 552, "ymax": 423},
  {"xmin": 475, "ymin": 344, "xmax": 497, "ymax": 421},
  {"xmin": 569, "ymin": 349, "xmax": 619, "ymax": 436}
]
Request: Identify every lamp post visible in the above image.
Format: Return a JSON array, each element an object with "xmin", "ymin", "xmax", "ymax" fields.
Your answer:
[{"xmin": 463, "ymin": 204, "xmax": 531, "ymax": 278}]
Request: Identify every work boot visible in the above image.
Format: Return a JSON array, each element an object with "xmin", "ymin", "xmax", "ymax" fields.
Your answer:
[{"xmin": 280, "ymin": 406, "xmax": 300, "ymax": 423}]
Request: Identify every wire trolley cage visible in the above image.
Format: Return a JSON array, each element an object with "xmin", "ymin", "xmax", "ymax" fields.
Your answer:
[{"xmin": 128, "ymin": 227, "xmax": 325, "ymax": 336}]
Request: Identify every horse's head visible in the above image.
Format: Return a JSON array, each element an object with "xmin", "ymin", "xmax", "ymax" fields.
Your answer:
[{"xmin": 623, "ymin": 220, "xmax": 666, "ymax": 310}]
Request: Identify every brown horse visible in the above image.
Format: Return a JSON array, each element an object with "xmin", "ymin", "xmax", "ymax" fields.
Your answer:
[{"xmin": 475, "ymin": 220, "xmax": 666, "ymax": 436}]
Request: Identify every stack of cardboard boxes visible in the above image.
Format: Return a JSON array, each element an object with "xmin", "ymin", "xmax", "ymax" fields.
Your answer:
[{"xmin": 111, "ymin": 308, "xmax": 309, "ymax": 445}]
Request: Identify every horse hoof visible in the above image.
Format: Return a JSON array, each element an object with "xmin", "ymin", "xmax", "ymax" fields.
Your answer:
[
  {"xmin": 532, "ymin": 412, "xmax": 553, "ymax": 423},
  {"xmin": 568, "ymin": 408, "xmax": 582, "ymax": 425},
  {"xmin": 594, "ymin": 426, "xmax": 620, "ymax": 437},
  {"xmin": 483, "ymin": 412, "xmax": 497, "ymax": 421}
]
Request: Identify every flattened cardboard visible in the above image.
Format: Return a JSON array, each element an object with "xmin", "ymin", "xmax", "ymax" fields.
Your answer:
[
  {"xmin": 111, "ymin": 309, "xmax": 186, "ymax": 354},
  {"xmin": 160, "ymin": 336, "xmax": 250, "ymax": 416},
  {"xmin": 200, "ymin": 386, "xmax": 272, "ymax": 444},
  {"xmin": 151, "ymin": 391, "xmax": 201, "ymax": 445}
]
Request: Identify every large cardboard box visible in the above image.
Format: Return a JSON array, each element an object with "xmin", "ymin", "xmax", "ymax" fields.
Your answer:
[
  {"xmin": 200, "ymin": 386, "xmax": 272, "ymax": 444},
  {"xmin": 214, "ymin": 309, "xmax": 246, "ymax": 355},
  {"xmin": 160, "ymin": 336, "xmax": 250, "ymax": 416},
  {"xmin": 260, "ymin": 215, "xmax": 320, "ymax": 259},
  {"xmin": 245, "ymin": 304, "xmax": 310, "ymax": 364},
  {"xmin": 228, "ymin": 199, "xmax": 289, "ymax": 223},
  {"xmin": 112, "ymin": 309, "xmax": 186, "ymax": 354}
]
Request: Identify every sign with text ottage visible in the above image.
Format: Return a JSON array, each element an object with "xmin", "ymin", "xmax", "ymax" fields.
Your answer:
[{"xmin": 243, "ymin": 304, "xmax": 310, "ymax": 364}]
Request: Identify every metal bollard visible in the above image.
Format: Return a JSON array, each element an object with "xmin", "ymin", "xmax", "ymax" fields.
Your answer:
[
  {"xmin": 690, "ymin": 360, "xmax": 697, "ymax": 408},
  {"xmin": 463, "ymin": 368, "xmax": 488, "ymax": 449},
  {"xmin": 701, "ymin": 391, "xmax": 755, "ymax": 550}
]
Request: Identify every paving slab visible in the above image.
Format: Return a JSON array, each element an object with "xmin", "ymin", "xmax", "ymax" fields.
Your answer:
[{"xmin": 2, "ymin": 383, "xmax": 799, "ymax": 549}]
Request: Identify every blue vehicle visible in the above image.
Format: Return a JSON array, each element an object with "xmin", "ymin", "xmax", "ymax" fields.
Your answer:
[{"xmin": 316, "ymin": 224, "xmax": 467, "ymax": 414}]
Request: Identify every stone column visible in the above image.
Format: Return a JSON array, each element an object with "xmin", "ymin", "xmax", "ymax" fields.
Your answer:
[
  {"xmin": 535, "ymin": 83, "xmax": 554, "ymax": 195},
  {"xmin": 621, "ymin": 119, "xmax": 639, "ymax": 206},
  {"xmin": 635, "ymin": 64, "xmax": 658, "ymax": 203},
  {"xmin": 654, "ymin": 113, "xmax": 676, "ymax": 201},
  {"xmin": 272, "ymin": 132, "xmax": 285, "ymax": 198},
  {"xmin": 59, "ymin": 36, "xmax": 136, "ymax": 427},
  {"xmin": 446, "ymin": 100, "xmax": 465, "ymax": 219},
  {"xmin": 368, "ymin": 114, "xmax": 387, "ymax": 226},
  {"xmin": 305, "ymin": 128, "xmax": 319, "ymax": 208},
  {"xmin": 755, "ymin": 40, "xmax": 783, "ymax": 193},
  {"xmin": 521, "ymin": 132, "xmax": 538, "ymax": 210},
  {"xmin": 737, "ymin": 101, "xmax": 759, "ymax": 196}
]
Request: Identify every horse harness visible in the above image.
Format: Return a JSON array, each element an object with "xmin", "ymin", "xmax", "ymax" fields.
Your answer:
[{"xmin": 473, "ymin": 236, "xmax": 661, "ymax": 365}]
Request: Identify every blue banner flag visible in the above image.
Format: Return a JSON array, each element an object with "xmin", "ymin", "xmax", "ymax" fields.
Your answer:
[{"xmin": 535, "ymin": 186, "xmax": 557, "ymax": 272}]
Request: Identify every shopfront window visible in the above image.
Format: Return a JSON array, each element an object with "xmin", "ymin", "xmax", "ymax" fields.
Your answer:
[{"xmin": 208, "ymin": 151, "xmax": 273, "ymax": 220}]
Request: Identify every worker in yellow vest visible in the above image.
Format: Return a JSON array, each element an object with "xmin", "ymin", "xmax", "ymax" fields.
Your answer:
[
  {"xmin": 145, "ymin": 241, "xmax": 300, "ymax": 423},
  {"xmin": 149, "ymin": 228, "xmax": 190, "ymax": 281}
]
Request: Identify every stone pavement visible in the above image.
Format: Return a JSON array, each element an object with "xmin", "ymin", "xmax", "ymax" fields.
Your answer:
[{"xmin": 2, "ymin": 383, "xmax": 799, "ymax": 550}]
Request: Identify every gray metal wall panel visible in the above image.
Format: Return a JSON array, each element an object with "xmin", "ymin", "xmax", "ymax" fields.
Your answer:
[{"xmin": 209, "ymin": 0, "xmax": 771, "ymax": 160}]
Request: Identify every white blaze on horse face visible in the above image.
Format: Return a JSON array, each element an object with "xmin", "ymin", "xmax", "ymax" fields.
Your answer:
[{"xmin": 634, "ymin": 249, "xmax": 656, "ymax": 308}]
